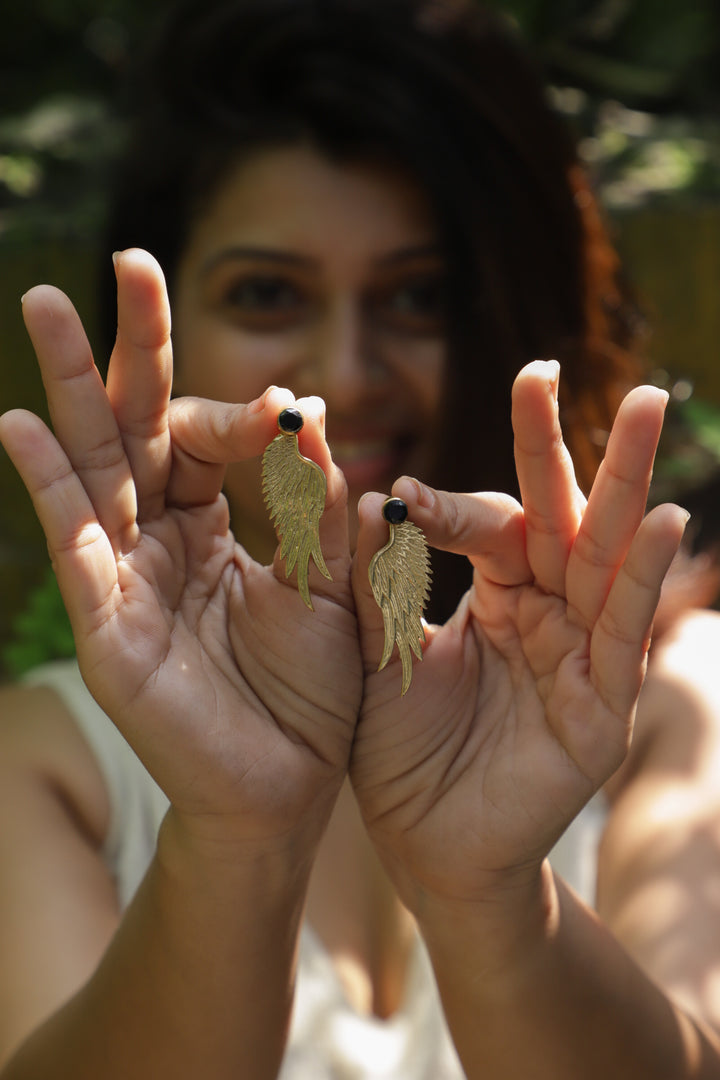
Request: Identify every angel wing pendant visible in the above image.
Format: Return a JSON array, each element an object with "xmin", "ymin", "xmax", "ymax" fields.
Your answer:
[
  {"xmin": 368, "ymin": 497, "xmax": 432, "ymax": 695},
  {"xmin": 262, "ymin": 407, "xmax": 332, "ymax": 610}
]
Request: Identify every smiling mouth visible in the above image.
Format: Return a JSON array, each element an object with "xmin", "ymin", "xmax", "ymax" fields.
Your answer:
[
  {"xmin": 329, "ymin": 435, "xmax": 415, "ymax": 490},
  {"xmin": 330, "ymin": 439, "xmax": 396, "ymax": 463}
]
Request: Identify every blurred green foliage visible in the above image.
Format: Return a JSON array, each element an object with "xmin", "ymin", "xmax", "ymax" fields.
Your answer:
[
  {"xmin": 0, "ymin": 569, "xmax": 74, "ymax": 678},
  {"xmin": 490, "ymin": 0, "xmax": 720, "ymax": 113},
  {"xmin": 2, "ymin": 0, "xmax": 720, "ymax": 674},
  {"xmin": 1, "ymin": 0, "xmax": 720, "ymax": 247},
  {"xmin": 489, "ymin": 0, "xmax": 720, "ymax": 210},
  {"xmin": 0, "ymin": 0, "xmax": 160, "ymax": 245},
  {"xmin": 1, "ymin": 0, "xmax": 154, "ymax": 106}
]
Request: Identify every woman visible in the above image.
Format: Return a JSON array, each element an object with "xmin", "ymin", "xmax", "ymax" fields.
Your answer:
[
  {"xmin": 1, "ymin": 1, "xmax": 719, "ymax": 1076},
  {"xmin": 97, "ymin": 0, "xmax": 647, "ymax": 588}
]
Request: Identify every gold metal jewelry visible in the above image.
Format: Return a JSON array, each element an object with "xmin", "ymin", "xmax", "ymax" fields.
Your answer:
[
  {"xmin": 368, "ymin": 497, "xmax": 431, "ymax": 695},
  {"xmin": 262, "ymin": 407, "xmax": 332, "ymax": 610}
]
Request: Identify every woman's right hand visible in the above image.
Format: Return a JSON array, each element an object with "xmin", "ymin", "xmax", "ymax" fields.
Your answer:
[{"xmin": 0, "ymin": 248, "xmax": 362, "ymax": 857}]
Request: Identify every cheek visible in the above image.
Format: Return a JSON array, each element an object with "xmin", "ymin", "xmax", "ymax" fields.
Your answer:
[
  {"xmin": 171, "ymin": 317, "xmax": 303, "ymax": 403},
  {"xmin": 391, "ymin": 340, "xmax": 447, "ymax": 418}
]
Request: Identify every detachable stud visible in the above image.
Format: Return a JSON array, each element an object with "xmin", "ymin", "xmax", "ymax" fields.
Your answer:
[
  {"xmin": 277, "ymin": 407, "xmax": 304, "ymax": 435},
  {"xmin": 382, "ymin": 497, "xmax": 409, "ymax": 525}
]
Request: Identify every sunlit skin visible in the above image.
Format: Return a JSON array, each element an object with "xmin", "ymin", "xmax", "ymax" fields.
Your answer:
[
  {"xmin": 171, "ymin": 143, "xmax": 447, "ymax": 557},
  {"xmin": 1, "ymin": 237, "xmax": 716, "ymax": 1077}
]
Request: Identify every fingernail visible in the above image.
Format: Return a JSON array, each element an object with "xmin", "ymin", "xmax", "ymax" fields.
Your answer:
[
  {"xmin": 247, "ymin": 385, "xmax": 278, "ymax": 415},
  {"xmin": 401, "ymin": 476, "xmax": 435, "ymax": 510},
  {"xmin": 547, "ymin": 358, "xmax": 560, "ymax": 396},
  {"xmin": 112, "ymin": 251, "xmax": 123, "ymax": 273}
]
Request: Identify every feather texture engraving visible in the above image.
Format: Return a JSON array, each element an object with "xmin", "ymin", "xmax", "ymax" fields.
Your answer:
[
  {"xmin": 368, "ymin": 497, "xmax": 431, "ymax": 695},
  {"xmin": 262, "ymin": 408, "xmax": 332, "ymax": 610}
]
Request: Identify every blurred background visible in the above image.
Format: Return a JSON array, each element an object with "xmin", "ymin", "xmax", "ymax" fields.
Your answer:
[{"xmin": 1, "ymin": 0, "xmax": 719, "ymax": 678}]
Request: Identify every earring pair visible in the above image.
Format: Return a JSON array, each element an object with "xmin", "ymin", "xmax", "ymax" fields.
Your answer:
[{"xmin": 263, "ymin": 408, "xmax": 431, "ymax": 693}]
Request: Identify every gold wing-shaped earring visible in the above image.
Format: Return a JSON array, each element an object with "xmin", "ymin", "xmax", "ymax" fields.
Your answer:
[
  {"xmin": 368, "ymin": 497, "xmax": 432, "ymax": 695},
  {"xmin": 262, "ymin": 407, "xmax": 332, "ymax": 610}
]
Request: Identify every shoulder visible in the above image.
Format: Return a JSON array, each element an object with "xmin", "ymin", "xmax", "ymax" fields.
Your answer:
[
  {"xmin": 650, "ymin": 604, "xmax": 720, "ymax": 673},
  {"xmin": 642, "ymin": 607, "xmax": 720, "ymax": 747},
  {"xmin": 0, "ymin": 675, "xmax": 110, "ymax": 847},
  {"xmin": 607, "ymin": 607, "xmax": 720, "ymax": 800}
]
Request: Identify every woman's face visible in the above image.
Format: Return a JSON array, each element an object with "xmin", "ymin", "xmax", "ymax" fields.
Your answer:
[{"xmin": 172, "ymin": 143, "xmax": 447, "ymax": 558}]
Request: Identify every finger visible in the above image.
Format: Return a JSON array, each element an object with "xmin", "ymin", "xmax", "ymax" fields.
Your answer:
[
  {"xmin": 566, "ymin": 385, "xmax": 668, "ymax": 629},
  {"xmin": 591, "ymin": 503, "xmax": 690, "ymax": 718},
  {"xmin": 352, "ymin": 477, "xmax": 529, "ymax": 688},
  {"xmin": 512, "ymin": 360, "xmax": 586, "ymax": 595},
  {"xmin": 169, "ymin": 388, "xmax": 350, "ymax": 599},
  {"xmin": 21, "ymin": 284, "xmax": 138, "ymax": 556},
  {"xmin": 166, "ymin": 386, "xmax": 298, "ymax": 506},
  {"xmin": 0, "ymin": 410, "xmax": 118, "ymax": 637},
  {"xmin": 105, "ymin": 249, "xmax": 173, "ymax": 523},
  {"xmin": 391, "ymin": 475, "xmax": 530, "ymax": 586}
]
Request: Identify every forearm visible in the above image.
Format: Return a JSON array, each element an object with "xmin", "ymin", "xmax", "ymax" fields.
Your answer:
[
  {"xmin": 2, "ymin": 809, "xmax": 311, "ymax": 1080},
  {"xmin": 419, "ymin": 862, "xmax": 720, "ymax": 1079}
]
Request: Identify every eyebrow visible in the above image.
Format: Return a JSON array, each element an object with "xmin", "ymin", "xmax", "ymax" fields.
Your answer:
[
  {"xmin": 200, "ymin": 242, "xmax": 444, "ymax": 275},
  {"xmin": 200, "ymin": 247, "xmax": 316, "ymax": 274},
  {"xmin": 375, "ymin": 244, "xmax": 444, "ymax": 267}
]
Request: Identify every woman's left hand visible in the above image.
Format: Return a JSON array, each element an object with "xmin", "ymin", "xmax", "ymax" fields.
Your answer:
[{"xmin": 349, "ymin": 360, "xmax": 688, "ymax": 911}]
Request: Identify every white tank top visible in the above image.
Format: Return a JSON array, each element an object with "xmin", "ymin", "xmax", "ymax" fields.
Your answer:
[{"xmin": 25, "ymin": 659, "xmax": 606, "ymax": 1079}]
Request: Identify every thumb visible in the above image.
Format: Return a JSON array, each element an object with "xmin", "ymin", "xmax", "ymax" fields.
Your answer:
[{"xmin": 166, "ymin": 386, "xmax": 297, "ymax": 506}]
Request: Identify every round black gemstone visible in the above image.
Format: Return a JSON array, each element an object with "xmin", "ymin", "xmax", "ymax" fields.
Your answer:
[
  {"xmin": 278, "ymin": 407, "xmax": 304, "ymax": 434},
  {"xmin": 383, "ymin": 497, "xmax": 408, "ymax": 525}
]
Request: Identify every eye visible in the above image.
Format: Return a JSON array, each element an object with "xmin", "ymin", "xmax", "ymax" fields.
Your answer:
[
  {"xmin": 220, "ymin": 275, "xmax": 310, "ymax": 329},
  {"xmin": 371, "ymin": 274, "xmax": 446, "ymax": 334},
  {"xmin": 225, "ymin": 275, "xmax": 301, "ymax": 310}
]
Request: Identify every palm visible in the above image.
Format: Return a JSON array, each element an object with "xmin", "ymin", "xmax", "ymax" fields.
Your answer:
[
  {"xmin": 351, "ymin": 362, "xmax": 686, "ymax": 904},
  {"xmin": 0, "ymin": 251, "xmax": 362, "ymax": 845},
  {"xmin": 81, "ymin": 500, "xmax": 359, "ymax": 830}
]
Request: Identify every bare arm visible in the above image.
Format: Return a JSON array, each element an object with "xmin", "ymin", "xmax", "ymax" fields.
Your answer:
[
  {"xmin": 0, "ymin": 692, "xmax": 308, "ymax": 1079},
  {"xmin": 0, "ymin": 686, "xmax": 117, "ymax": 1066},
  {"xmin": 418, "ymin": 865, "xmax": 720, "ymax": 1079},
  {"xmin": 350, "ymin": 359, "xmax": 720, "ymax": 1076},
  {"xmin": 598, "ymin": 608, "xmax": 720, "ymax": 1033},
  {"xmin": 3, "ymin": 811, "xmax": 312, "ymax": 1080},
  {"xmin": 0, "ymin": 249, "xmax": 362, "ymax": 1079}
]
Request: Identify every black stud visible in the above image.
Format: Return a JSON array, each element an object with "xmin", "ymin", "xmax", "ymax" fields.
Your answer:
[
  {"xmin": 382, "ymin": 497, "xmax": 408, "ymax": 525},
  {"xmin": 277, "ymin": 407, "xmax": 304, "ymax": 434}
]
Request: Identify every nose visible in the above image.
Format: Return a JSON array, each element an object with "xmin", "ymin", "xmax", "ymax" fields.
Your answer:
[{"xmin": 297, "ymin": 296, "xmax": 387, "ymax": 409}]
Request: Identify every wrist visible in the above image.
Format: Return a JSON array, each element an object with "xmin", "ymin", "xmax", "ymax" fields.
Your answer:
[
  {"xmin": 415, "ymin": 859, "xmax": 558, "ymax": 996},
  {"xmin": 156, "ymin": 806, "xmax": 319, "ymax": 917}
]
